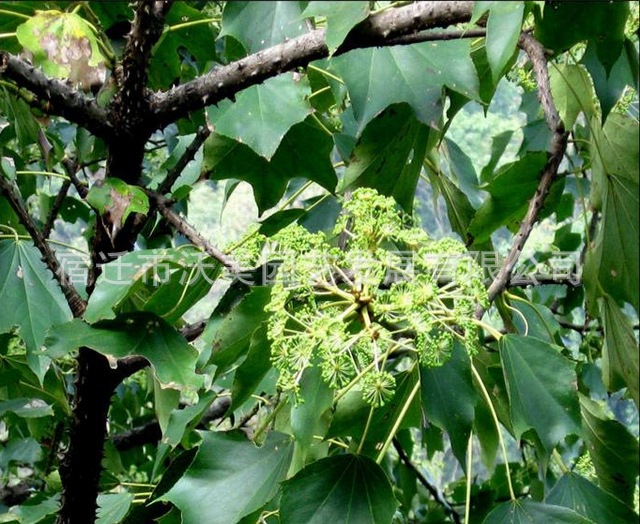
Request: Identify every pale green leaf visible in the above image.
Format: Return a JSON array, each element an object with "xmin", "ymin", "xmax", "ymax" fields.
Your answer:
[
  {"xmin": 44, "ymin": 313, "xmax": 202, "ymax": 389},
  {"xmin": 549, "ymin": 64, "xmax": 596, "ymax": 129},
  {"xmin": 208, "ymin": 74, "xmax": 311, "ymax": 160},
  {"xmin": 280, "ymin": 454, "xmax": 397, "ymax": 524},
  {"xmin": 162, "ymin": 431, "xmax": 293, "ymax": 524},
  {"xmin": 499, "ymin": 335, "xmax": 581, "ymax": 454},
  {"xmin": 0, "ymin": 398, "xmax": 53, "ymax": 418},
  {"xmin": 96, "ymin": 493, "xmax": 134, "ymax": 524}
]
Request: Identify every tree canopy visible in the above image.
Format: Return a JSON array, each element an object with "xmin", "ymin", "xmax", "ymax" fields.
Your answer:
[{"xmin": 0, "ymin": 1, "xmax": 638, "ymax": 523}]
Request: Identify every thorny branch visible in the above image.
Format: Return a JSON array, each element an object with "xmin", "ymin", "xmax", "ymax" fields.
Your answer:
[
  {"xmin": 476, "ymin": 32, "xmax": 569, "ymax": 319},
  {"xmin": 0, "ymin": 176, "xmax": 87, "ymax": 318}
]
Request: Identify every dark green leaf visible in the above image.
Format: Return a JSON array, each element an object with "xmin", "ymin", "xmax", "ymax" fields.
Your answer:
[
  {"xmin": 208, "ymin": 74, "xmax": 311, "ymax": 160},
  {"xmin": 341, "ymin": 104, "xmax": 432, "ymax": 213},
  {"xmin": 44, "ymin": 313, "xmax": 202, "ymax": 389},
  {"xmin": 483, "ymin": 499, "xmax": 593, "ymax": 524},
  {"xmin": 499, "ymin": 335, "xmax": 581, "ymax": 454},
  {"xmin": 332, "ymin": 40, "xmax": 479, "ymax": 134},
  {"xmin": 280, "ymin": 454, "xmax": 397, "ymax": 524},
  {"xmin": 598, "ymin": 295, "xmax": 639, "ymax": 406},
  {"xmin": 420, "ymin": 342, "xmax": 478, "ymax": 467},
  {"xmin": 535, "ymin": 2, "xmax": 629, "ymax": 75},
  {"xmin": 546, "ymin": 473, "xmax": 638, "ymax": 524},
  {"xmin": 0, "ymin": 240, "xmax": 72, "ymax": 379},
  {"xmin": 580, "ymin": 396, "xmax": 639, "ymax": 506},
  {"xmin": 231, "ymin": 324, "xmax": 274, "ymax": 410},
  {"xmin": 301, "ymin": 1, "xmax": 369, "ymax": 53},
  {"xmin": 443, "ymin": 137, "xmax": 483, "ymax": 208},
  {"xmin": 259, "ymin": 209, "xmax": 307, "ymax": 236},
  {"xmin": 220, "ymin": 1, "xmax": 307, "ymax": 54},
  {"xmin": 203, "ymin": 119, "xmax": 336, "ymax": 214},
  {"xmin": 161, "ymin": 431, "xmax": 293, "ymax": 524},
  {"xmin": 0, "ymin": 398, "xmax": 53, "ymax": 418},
  {"xmin": 291, "ymin": 365, "xmax": 333, "ymax": 451}
]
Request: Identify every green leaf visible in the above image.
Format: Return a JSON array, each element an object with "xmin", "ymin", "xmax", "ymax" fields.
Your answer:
[
  {"xmin": 149, "ymin": 3, "xmax": 218, "ymax": 90},
  {"xmin": 0, "ymin": 90, "xmax": 40, "ymax": 155},
  {"xmin": 549, "ymin": 64, "xmax": 595, "ymax": 129},
  {"xmin": 584, "ymin": 114, "xmax": 639, "ymax": 312},
  {"xmin": 483, "ymin": 500, "xmax": 594, "ymax": 524},
  {"xmin": 209, "ymin": 286, "xmax": 272, "ymax": 373},
  {"xmin": 16, "ymin": 10, "xmax": 106, "ymax": 87},
  {"xmin": 161, "ymin": 431, "xmax": 293, "ymax": 524},
  {"xmin": 499, "ymin": 335, "xmax": 581, "ymax": 454},
  {"xmin": 203, "ymin": 119, "xmax": 336, "ymax": 214},
  {"xmin": 598, "ymin": 295, "xmax": 639, "ymax": 406},
  {"xmin": 535, "ymin": 1, "xmax": 629, "ymax": 74},
  {"xmin": 231, "ymin": 324, "xmax": 274, "ymax": 410},
  {"xmin": 580, "ymin": 396, "xmax": 639, "ymax": 506},
  {"xmin": 44, "ymin": 313, "xmax": 202, "ymax": 389},
  {"xmin": 332, "ymin": 40, "xmax": 479, "ymax": 134},
  {"xmin": 473, "ymin": 2, "xmax": 524, "ymax": 83},
  {"xmin": 341, "ymin": 104, "xmax": 432, "ymax": 213},
  {"xmin": 220, "ymin": 1, "xmax": 307, "ymax": 54},
  {"xmin": 208, "ymin": 74, "xmax": 311, "ymax": 160},
  {"xmin": 0, "ymin": 240, "xmax": 72, "ymax": 379},
  {"xmin": 301, "ymin": 1, "xmax": 369, "ymax": 53},
  {"xmin": 420, "ymin": 342, "xmax": 478, "ymax": 467},
  {"xmin": 469, "ymin": 153, "xmax": 549, "ymax": 244},
  {"xmin": 96, "ymin": 493, "xmax": 134, "ymax": 524},
  {"xmin": 546, "ymin": 473, "xmax": 639, "ymax": 524},
  {"xmin": 280, "ymin": 454, "xmax": 397, "ymax": 524},
  {"xmin": 582, "ymin": 40, "xmax": 638, "ymax": 122},
  {"xmin": 0, "ymin": 398, "xmax": 53, "ymax": 418},
  {"xmin": 443, "ymin": 137, "xmax": 483, "ymax": 208},
  {"xmin": 291, "ymin": 365, "xmax": 333, "ymax": 451},
  {"xmin": 84, "ymin": 247, "xmax": 220, "ymax": 324}
]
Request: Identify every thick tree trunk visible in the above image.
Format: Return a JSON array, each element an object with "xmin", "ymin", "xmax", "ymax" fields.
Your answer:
[{"xmin": 56, "ymin": 349, "xmax": 119, "ymax": 524}]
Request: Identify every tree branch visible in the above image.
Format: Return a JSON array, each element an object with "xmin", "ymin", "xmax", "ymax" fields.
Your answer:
[
  {"xmin": 150, "ymin": 1, "xmax": 474, "ymax": 128},
  {"xmin": 0, "ymin": 53, "xmax": 112, "ymax": 139},
  {"xmin": 157, "ymin": 126, "xmax": 211, "ymax": 195},
  {"xmin": 0, "ymin": 177, "xmax": 86, "ymax": 318},
  {"xmin": 393, "ymin": 438, "xmax": 461, "ymax": 524},
  {"xmin": 476, "ymin": 33, "xmax": 569, "ymax": 318},
  {"xmin": 148, "ymin": 191, "xmax": 242, "ymax": 272}
]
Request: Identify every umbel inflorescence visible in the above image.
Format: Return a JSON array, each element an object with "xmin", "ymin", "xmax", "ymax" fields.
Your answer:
[{"xmin": 253, "ymin": 189, "xmax": 488, "ymax": 406}]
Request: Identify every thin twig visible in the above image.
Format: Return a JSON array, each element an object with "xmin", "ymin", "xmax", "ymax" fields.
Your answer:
[
  {"xmin": 42, "ymin": 179, "xmax": 71, "ymax": 239},
  {"xmin": 157, "ymin": 126, "xmax": 211, "ymax": 195},
  {"xmin": 393, "ymin": 438, "xmax": 462, "ymax": 524},
  {"xmin": 476, "ymin": 33, "xmax": 569, "ymax": 318},
  {"xmin": 148, "ymin": 191, "xmax": 242, "ymax": 272},
  {"xmin": 0, "ymin": 177, "xmax": 86, "ymax": 317}
]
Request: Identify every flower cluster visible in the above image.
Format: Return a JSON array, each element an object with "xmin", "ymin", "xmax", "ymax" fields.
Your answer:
[{"xmin": 264, "ymin": 189, "xmax": 488, "ymax": 406}]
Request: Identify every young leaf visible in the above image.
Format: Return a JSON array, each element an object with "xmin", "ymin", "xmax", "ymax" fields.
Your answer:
[
  {"xmin": 280, "ymin": 454, "xmax": 397, "ymax": 524},
  {"xmin": 499, "ymin": 335, "xmax": 581, "ymax": 455},
  {"xmin": 161, "ymin": 431, "xmax": 293, "ymax": 524},
  {"xmin": 44, "ymin": 313, "xmax": 202, "ymax": 389}
]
